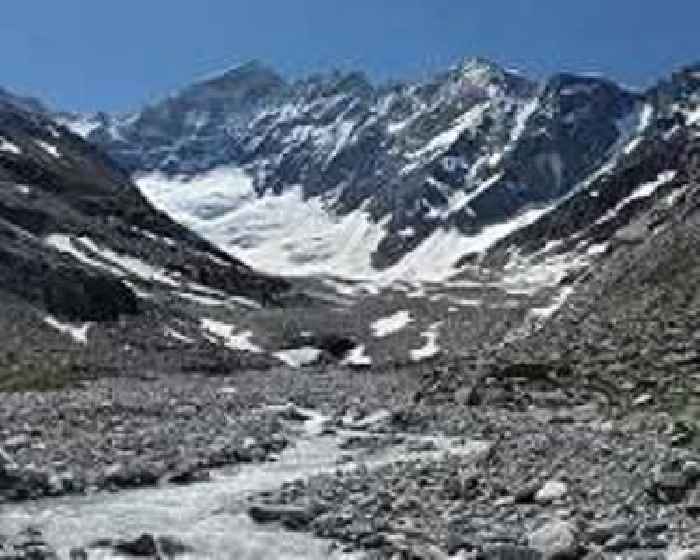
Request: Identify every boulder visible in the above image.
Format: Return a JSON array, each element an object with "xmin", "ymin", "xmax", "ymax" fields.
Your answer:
[
  {"xmin": 535, "ymin": 481, "xmax": 568, "ymax": 504},
  {"xmin": 529, "ymin": 521, "xmax": 579, "ymax": 560},
  {"xmin": 112, "ymin": 534, "xmax": 158, "ymax": 557},
  {"xmin": 248, "ymin": 503, "xmax": 318, "ymax": 530},
  {"xmin": 585, "ymin": 520, "xmax": 636, "ymax": 545}
]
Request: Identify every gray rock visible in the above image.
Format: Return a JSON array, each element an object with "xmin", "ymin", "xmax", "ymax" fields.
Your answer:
[
  {"xmin": 528, "ymin": 521, "xmax": 579, "ymax": 560},
  {"xmin": 667, "ymin": 549, "xmax": 700, "ymax": 560},
  {"xmin": 649, "ymin": 470, "xmax": 689, "ymax": 502},
  {"xmin": 248, "ymin": 503, "xmax": 316, "ymax": 530},
  {"xmin": 514, "ymin": 481, "xmax": 542, "ymax": 504},
  {"xmin": 69, "ymin": 548, "xmax": 88, "ymax": 560},
  {"xmin": 0, "ymin": 446, "xmax": 17, "ymax": 469},
  {"xmin": 586, "ymin": 520, "xmax": 636, "ymax": 545},
  {"xmin": 683, "ymin": 460, "xmax": 700, "ymax": 482},
  {"xmin": 157, "ymin": 535, "xmax": 192, "ymax": 557},
  {"xmin": 603, "ymin": 533, "xmax": 639, "ymax": 552},
  {"xmin": 3, "ymin": 434, "xmax": 29, "ymax": 452},
  {"xmin": 639, "ymin": 520, "xmax": 669, "ymax": 536},
  {"xmin": 113, "ymin": 533, "xmax": 158, "ymax": 557},
  {"xmin": 686, "ymin": 488, "xmax": 700, "ymax": 516},
  {"xmin": 535, "ymin": 481, "xmax": 568, "ymax": 504}
]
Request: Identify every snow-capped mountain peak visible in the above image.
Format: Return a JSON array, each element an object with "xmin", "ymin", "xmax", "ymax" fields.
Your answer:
[{"xmin": 55, "ymin": 59, "xmax": 700, "ymax": 289}]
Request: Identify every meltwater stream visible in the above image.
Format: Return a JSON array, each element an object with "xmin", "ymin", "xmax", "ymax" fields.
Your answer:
[
  {"xmin": 0, "ymin": 408, "xmax": 491, "ymax": 559},
  {"xmin": 0, "ymin": 411, "xmax": 355, "ymax": 559}
]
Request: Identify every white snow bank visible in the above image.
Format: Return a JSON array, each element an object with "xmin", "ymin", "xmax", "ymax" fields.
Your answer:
[
  {"xmin": 410, "ymin": 322, "xmax": 442, "ymax": 361},
  {"xmin": 45, "ymin": 234, "xmax": 180, "ymax": 288},
  {"xmin": 35, "ymin": 140, "xmax": 61, "ymax": 158},
  {"xmin": 529, "ymin": 286, "xmax": 575, "ymax": 322},
  {"xmin": 57, "ymin": 116, "xmax": 102, "ymax": 138},
  {"xmin": 44, "ymin": 316, "xmax": 91, "ymax": 344},
  {"xmin": 138, "ymin": 167, "xmax": 389, "ymax": 280},
  {"xmin": 164, "ymin": 327, "xmax": 194, "ymax": 344},
  {"xmin": 201, "ymin": 318, "xmax": 262, "ymax": 353},
  {"xmin": 273, "ymin": 347, "xmax": 323, "ymax": 368},
  {"xmin": 383, "ymin": 205, "xmax": 554, "ymax": 284},
  {"xmin": 341, "ymin": 345, "xmax": 373, "ymax": 367},
  {"xmin": 138, "ymin": 167, "xmax": 554, "ymax": 286},
  {"xmin": 0, "ymin": 137, "xmax": 21, "ymax": 154},
  {"xmin": 78, "ymin": 237, "xmax": 180, "ymax": 287},
  {"xmin": 371, "ymin": 310, "xmax": 413, "ymax": 338}
]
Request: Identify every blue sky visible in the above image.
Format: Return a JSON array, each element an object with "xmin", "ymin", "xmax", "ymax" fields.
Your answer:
[{"xmin": 1, "ymin": 1, "xmax": 698, "ymax": 111}]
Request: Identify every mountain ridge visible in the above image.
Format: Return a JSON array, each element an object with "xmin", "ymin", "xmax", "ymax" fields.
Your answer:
[{"xmin": 47, "ymin": 57, "xmax": 698, "ymax": 283}]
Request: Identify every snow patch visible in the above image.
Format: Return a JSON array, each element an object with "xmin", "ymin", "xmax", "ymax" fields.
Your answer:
[
  {"xmin": 341, "ymin": 345, "xmax": 373, "ymax": 367},
  {"xmin": 586, "ymin": 242, "xmax": 608, "ymax": 256},
  {"xmin": 77, "ymin": 237, "xmax": 180, "ymax": 287},
  {"xmin": 35, "ymin": 140, "xmax": 61, "ymax": 159},
  {"xmin": 0, "ymin": 137, "xmax": 21, "ymax": 154},
  {"xmin": 371, "ymin": 310, "xmax": 413, "ymax": 338},
  {"xmin": 685, "ymin": 106, "xmax": 700, "ymax": 126},
  {"xmin": 384, "ymin": 204, "xmax": 554, "ymax": 284},
  {"xmin": 451, "ymin": 298, "xmax": 482, "ymax": 307},
  {"xmin": 46, "ymin": 234, "xmax": 121, "ymax": 275},
  {"xmin": 137, "ymin": 167, "xmax": 554, "ymax": 286},
  {"xmin": 407, "ymin": 102, "xmax": 489, "ymax": 161},
  {"xmin": 529, "ymin": 286, "xmax": 575, "ymax": 322},
  {"xmin": 164, "ymin": 327, "xmax": 194, "ymax": 344},
  {"xmin": 274, "ymin": 347, "xmax": 323, "ymax": 368},
  {"xmin": 122, "ymin": 280, "xmax": 153, "ymax": 300},
  {"xmin": 44, "ymin": 316, "xmax": 91, "ymax": 344},
  {"xmin": 201, "ymin": 318, "xmax": 262, "ymax": 353},
  {"xmin": 138, "ymin": 168, "xmax": 389, "ymax": 280},
  {"xmin": 410, "ymin": 322, "xmax": 442, "ymax": 361},
  {"xmin": 397, "ymin": 227, "xmax": 416, "ymax": 239},
  {"xmin": 506, "ymin": 98, "xmax": 540, "ymax": 151},
  {"xmin": 178, "ymin": 292, "xmax": 226, "ymax": 306},
  {"xmin": 501, "ymin": 250, "xmax": 582, "ymax": 295},
  {"xmin": 595, "ymin": 170, "xmax": 677, "ymax": 226},
  {"xmin": 58, "ymin": 117, "xmax": 102, "ymax": 138}
]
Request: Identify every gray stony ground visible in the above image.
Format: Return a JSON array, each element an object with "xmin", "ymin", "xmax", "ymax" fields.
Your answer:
[
  {"xmin": 1, "ymin": 362, "xmax": 699, "ymax": 560},
  {"xmin": 245, "ymin": 367, "xmax": 700, "ymax": 559}
]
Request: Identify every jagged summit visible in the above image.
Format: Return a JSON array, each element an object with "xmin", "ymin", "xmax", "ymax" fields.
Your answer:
[
  {"xmin": 0, "ymin": 86, "xmax": 48, "ymax": 115},
  {"xmin": 183, "ymin": 59, "xmax": 286, "ymax": 98}
]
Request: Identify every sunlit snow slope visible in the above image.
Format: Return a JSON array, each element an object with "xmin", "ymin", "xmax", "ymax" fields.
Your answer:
[{"xmin": 138, "ymin": 167, "xmax": 550, "ymax": 283}]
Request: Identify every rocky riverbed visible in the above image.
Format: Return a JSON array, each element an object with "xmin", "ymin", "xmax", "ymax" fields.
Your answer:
[
  {"xmin": 1, "ymin": 362, "xmax": 699, "ymax": 559},
  {"xmin": 243, "ymin": 362, "xmax": 700, "ymax": 559}
]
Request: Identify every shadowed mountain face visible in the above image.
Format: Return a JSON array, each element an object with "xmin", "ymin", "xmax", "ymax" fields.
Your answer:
[
  {"xmin": 0, "ymin": 98, "xmax": 293, "ymax": 389},
  {"xmin": 0, "ymin": 98, "xmax": 288, "ymax": 320}
]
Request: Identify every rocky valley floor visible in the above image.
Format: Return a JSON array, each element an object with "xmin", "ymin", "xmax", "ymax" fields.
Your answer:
[{"xmin": 1, "ymin": 360, "xmax": 699, "ymax": 560}]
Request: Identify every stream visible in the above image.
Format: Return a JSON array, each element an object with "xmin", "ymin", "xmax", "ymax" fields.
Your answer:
[{"xmin": 0, "ymin": 409, "xmax": 490, "ymax": 559}]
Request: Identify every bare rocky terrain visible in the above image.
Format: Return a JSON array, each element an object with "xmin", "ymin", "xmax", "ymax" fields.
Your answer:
[{"xmin": 0, "ymin": 60, "xmax": 698, "ymax": 559}]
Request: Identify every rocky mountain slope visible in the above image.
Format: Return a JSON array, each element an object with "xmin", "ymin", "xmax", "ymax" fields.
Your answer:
[
  {"xmin": 0, "ymin": 59, "xmax": 698, "ymax": 560},
  {"xmin": 0, "ymin": 97, "xmax": 291, "ymax": 390},
  {"xmin": 30, "ymin": 58, "xmax": 696, "ymax": 372},
  {"xmin": 60, "ymin": 58, "xmax": 669, "ymax": 283},
  {"xmin": 1, "ymin": 59, "xmax": 697, "ymax": 372}
]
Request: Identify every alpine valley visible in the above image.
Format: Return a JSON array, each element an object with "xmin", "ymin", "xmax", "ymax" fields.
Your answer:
[{"xmin": 0, "ymin": 57, "xmax": 698, "ymax": 559}]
